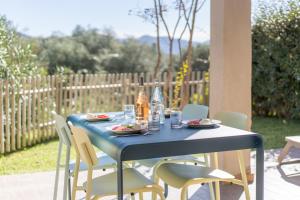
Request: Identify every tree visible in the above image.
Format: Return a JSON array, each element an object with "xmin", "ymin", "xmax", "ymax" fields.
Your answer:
[
  {"xmin": 0, "ymin": 16, "xmax": 37, "ymax": 82},
  {"xmin": 178, "ymin": 0, "xmax": 206, "ymax": 107},
  {"xmin": 39, "ymin": 36, "xmax": 95, "ymax": 74},
  {"xmin": 37, "ymin": 26, "xmax": 121, "ymax": 74},
  {"xmin": 252, "ymin": 0, "xmax": 300, "ymax": 119},
  {"xmin": 191, "ymin": 44, "xmax": 209, "ymax": 71},
  {"xmin": 129, "ymin": 0, "xmax": 162, "ymax": 78},
  {"xmin": 157, "ymin": 0, "xmax": 183, "ymax": 95},
  {"xmin": 102, "ymin": 38, "xmax": 157, "ymax": 73}
]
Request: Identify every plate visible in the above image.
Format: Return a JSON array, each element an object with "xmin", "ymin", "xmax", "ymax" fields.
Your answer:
[
  {"xmin": 183, "ymin": 119, "xmax": 221, "ymax": 129},
  {"xmin": 85, "ymin": 113, "xmax": 111, "ymax": 122},
  {"xmin": 108, "ymin": 125, "xmax": 146, "ymax": 136}
]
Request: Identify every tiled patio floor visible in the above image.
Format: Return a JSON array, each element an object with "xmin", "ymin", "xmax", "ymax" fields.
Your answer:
[{"xmin": 0, "ymin": 148, "xmax": 300, "ymax": 200}]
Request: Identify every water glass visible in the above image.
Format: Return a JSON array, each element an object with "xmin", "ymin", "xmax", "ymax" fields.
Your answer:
[
  {"xmin": 123, "ymin": 104, "xmax": 135, "ymax": 122},
  {"xmin": 148, "ymin": 111, "xmax": 160, "ymax": 131},
  {"xmin": 170, "ymin": 109, "xmax": 182, "ymax": 129}
]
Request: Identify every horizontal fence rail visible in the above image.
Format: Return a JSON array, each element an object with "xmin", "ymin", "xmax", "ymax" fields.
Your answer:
[{"xmin": 0, "ymin": 71, "xmax": 208, "ymax": 154}]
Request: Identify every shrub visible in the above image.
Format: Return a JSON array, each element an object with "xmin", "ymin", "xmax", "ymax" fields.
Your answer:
[
  {"xmin": 252, "ymin": 0, "xmax": 300, "ymax": 119},
  {"xmin": 0, "ymin": 16, "xmax": 37, "ymax": 83}
]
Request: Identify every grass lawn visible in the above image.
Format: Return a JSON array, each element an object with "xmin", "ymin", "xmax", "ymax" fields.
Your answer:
[
  {"xmin": 0, "ymin": 116, "xmax": 299, "ymax": 175},
  {"xmin": 252, "ymin": 116, "xmax": 300, "ymax": 149}
]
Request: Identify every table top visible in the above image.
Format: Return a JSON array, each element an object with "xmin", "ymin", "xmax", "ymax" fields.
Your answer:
[{"xmin": 67, "ymin": 113, "xmax": 263, "ymax": 161}]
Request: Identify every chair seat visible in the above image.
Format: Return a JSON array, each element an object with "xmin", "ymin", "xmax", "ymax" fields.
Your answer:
[
  {"xmin": 286, "ymin": 136, "xmax": 300, "ymax": 143},
  {"xmin": 69, "ymin": 152, "xmax": 116, "ymax": 173},
  {"xmin": 83, "ymin": 168, "xmax": 154, "ymax": 196},
  {"xmin": 138, "ymin": 155, "xmax": 205, "ymax": 168},
  {"xmin": 156, "ymin": 163, "xmax": 235, "ymax": 188}
]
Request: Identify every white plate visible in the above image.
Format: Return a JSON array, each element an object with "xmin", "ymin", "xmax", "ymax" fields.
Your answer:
[
  {"xmin": 183, "ymin": 119, "xmax": 222, "ymax": 128},
  {"xmin": 107, "ymin": 125, "xmax": 145, "ymax": 135},
  {"xmin": 85, "ymin": 113, "xmax": 111, "ymax": 122}
]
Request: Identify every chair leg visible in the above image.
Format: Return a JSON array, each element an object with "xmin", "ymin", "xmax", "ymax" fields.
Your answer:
[
  {"xmin": 208, "ymin": 182, "xmax": 216, "ymax": 200},
  {"xmin": 53, "ymin": 141, "xmax": 63, "ymax": 200},
  {"xmin": 139, "ymin": 192, "xmax": 143, "ymax": 200},
  {"xmin": 164, "ymin": 183, "xmax": 169, "ymax": 197},
  {"xmin": 237, "ymin": 150, "xmax": 250, "ymax": 200},
  {"xmin": 131, "ymin": 193, "xmax": 136, "ymax": 200},
  {"xmin": 152, "ymin": 187, "xmax": 166, "ymax": 200},
  {"xmin": 151, "ymin": 176, "xmax": 160, "ymax": 200},
  {"xmin": 215, "ymin": 181, "xmax": 220, "ymax": 200},
  {"xmin": 86, "ymin": 167, "xmax": 93, "ymax": 200},
  {"xmin": 212, "ymin": 153, "xmax": 220, "ymax": 200},
  {"xmin": 72, "ymin": 156, "xmax": 80, "ymax": 200},
  {"xmin": 278, "ymin": 142, "xmax": 292, "ymax": 164},
  {"xmin": 157, "ymin": 191, "xmax": 166, "ymax": 200},
  {"xmin": 63, "ymin": 146, "xmax": 71, "ymax": 200},
  {"xmin": 68, "ymin": 174, "xmax": 71, "ymax": 200},
  {"xmin": 180, "ymin": 186, "xmax": 188, "ymax": 200}
]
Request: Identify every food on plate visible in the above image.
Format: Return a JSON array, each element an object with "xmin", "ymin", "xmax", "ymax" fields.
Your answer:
[
  {"xmin": 187, "ymin": 119, "xmax": 211, "ymax": 126},
  {"xmin": 187, "ymin": 119, "xmax": 202, "ymax": 126},
  {"xmin": 96, "ymin": 114, "xmax": 110, "ymax": 119},
  {"xmin": 112, "ymin": 124, "xmax": 142, "ymax": 132},
  {"xmin": 87, "ymin": 113, "xmax": 110, "ymax": 121}
]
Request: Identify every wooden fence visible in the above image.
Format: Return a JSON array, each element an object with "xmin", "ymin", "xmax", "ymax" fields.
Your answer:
[{"xmin": 0, "ymin": 71, "xmax": 208, "ymax": 154}]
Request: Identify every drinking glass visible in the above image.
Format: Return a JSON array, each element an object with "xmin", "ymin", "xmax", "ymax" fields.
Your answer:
[
  {"xmin": 148, "ymin": 110, "xmax": 160, "ymax": 131},
  {"xmin": 170, "ymin": 109, "xmax": 182, "ymax": 129},
  {"xmin": 123, "ymin": 104, "xmax": 135, "ymax": 122}
]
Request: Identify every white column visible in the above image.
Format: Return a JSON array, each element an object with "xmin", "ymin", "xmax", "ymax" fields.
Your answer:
[{"xmin": 210, "ymin": 0, "xmax": 252, "ymax": 178}]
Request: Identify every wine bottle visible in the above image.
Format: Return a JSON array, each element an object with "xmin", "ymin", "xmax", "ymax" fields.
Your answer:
[{"xmin": 135, "ymin": 76, "xmax": 149, "ymax": 123}]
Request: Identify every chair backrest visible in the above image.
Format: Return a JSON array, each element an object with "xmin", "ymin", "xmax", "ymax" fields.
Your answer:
[
  {"xmin": 69, "ymin": 125, "xmax": 98, "ymax": 167},
  {"xmin": 214, "ymin": 111, "xmax": 248, "ymax": 130},
  {"xmin": 52, "ymin": 111, "xmax": 72, "ymax": 147},
  {"xmin": 182, "ymin": 104, "xmax": 209, "ymax": 120}
]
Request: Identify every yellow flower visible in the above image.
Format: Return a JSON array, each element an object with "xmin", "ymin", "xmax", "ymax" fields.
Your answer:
[{"xmin": 172, "ymin": 60, "xmax": 190, "ymax": 108}]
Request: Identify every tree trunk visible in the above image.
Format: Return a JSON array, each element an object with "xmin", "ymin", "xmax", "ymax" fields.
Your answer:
[
  {"xmin": 164, "ymin": 39, "xmax": 174, "ymax": 106},
  {"xmin": 153, "ymin": 0, "xmax": 161, "ymax": 79},
  {"xmin": 180, "ymin": 0, "xmax": 199, "ymax": 109}
]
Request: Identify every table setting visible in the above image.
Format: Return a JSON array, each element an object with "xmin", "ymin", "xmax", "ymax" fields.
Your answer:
[
  {"xmin": 79, "ymin": 77, "xmax": 221, "ymax": 137},
  {"xmin": 67, "ymin": 77, "xmax": 264, "ymax": 200}
]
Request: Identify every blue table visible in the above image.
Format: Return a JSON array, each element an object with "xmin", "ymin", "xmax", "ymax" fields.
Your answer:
[{"xmin": 68, "ymin": 113, "xmax": 264, "ymax": 200}]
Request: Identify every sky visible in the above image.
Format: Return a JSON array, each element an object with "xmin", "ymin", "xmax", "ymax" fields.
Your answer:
[{"xmin": 0, "ymin": 0, "xmax": 260, "ymax": 42}]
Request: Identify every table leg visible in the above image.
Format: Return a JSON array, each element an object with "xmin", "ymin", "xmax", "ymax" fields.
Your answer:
[
  {"xmin": 117, "ymin": 160, "xmax": 124, "ymax": 200},
  {"xmin": 256, "ymin": 145, "xmax": 264, "ymax": 200}
]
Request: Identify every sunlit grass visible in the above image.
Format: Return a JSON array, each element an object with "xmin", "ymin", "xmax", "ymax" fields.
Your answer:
[
  {"xmin": 252, "ymin": 116, "xmax": 300, "ymax": 149},
  {"xmin": 0, "ymin": 140, "xmax": 75, "ymax": 175}
]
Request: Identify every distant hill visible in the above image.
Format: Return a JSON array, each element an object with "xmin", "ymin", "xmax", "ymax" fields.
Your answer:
[{"xmin": 138, "ymin": 35, "xmax": 205, "ymax": 54}]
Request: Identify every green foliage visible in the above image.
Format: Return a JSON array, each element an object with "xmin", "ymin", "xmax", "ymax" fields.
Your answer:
[
  {"xmin": 191, "ymin": 44, "xmax": 209, "ymax": 71},
  {"xmin": 252, "ymin": 0, "xmax": 300, "ymax": 119},
  {"xmin": 102, "ymin": 38, "xmax": 157, "ymax": 73},
  {"xmin": 0, "ymin": 16, "xmax": 37, "ymax": 81},
  {"xmin": 36, "ymin": 26, "xmax": 159, "ymax": 74}
]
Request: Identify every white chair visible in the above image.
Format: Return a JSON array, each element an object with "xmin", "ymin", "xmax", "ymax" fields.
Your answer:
[
  {"xmin": 182, "ymin": 104, "xmax": 209, "ymax": 120},
  {"xmin": 278, "ymin": 136, "xmax": 300, "ymax": 164},
  {"xmin": 137, "ymin": 104, "xmax": 213, "ymax": 198},
  {"xmin": 69, "ymin": 125, "xmax": 165, "ymax": 200},
  {"xmin": 153, "ymin": 112, "xmax": 251, "ymax": 200},
  {"xmin": 52, "ymin": 112, "xmax": 116, "ymax": 200}
]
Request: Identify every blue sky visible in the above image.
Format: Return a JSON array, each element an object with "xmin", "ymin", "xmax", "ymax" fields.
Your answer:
[{"xmin": 0, "ymin": 0, "xmax": 259, "ymax": 42}]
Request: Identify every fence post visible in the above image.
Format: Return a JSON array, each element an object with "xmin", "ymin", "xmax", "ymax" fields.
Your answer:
[
  {"xmin": 0, "ymin": 80, "xmax": 3, "ymax": 153},
  {"xmin": 55, "ymin": 76, "xmax": 63, "ymax": 114}
]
